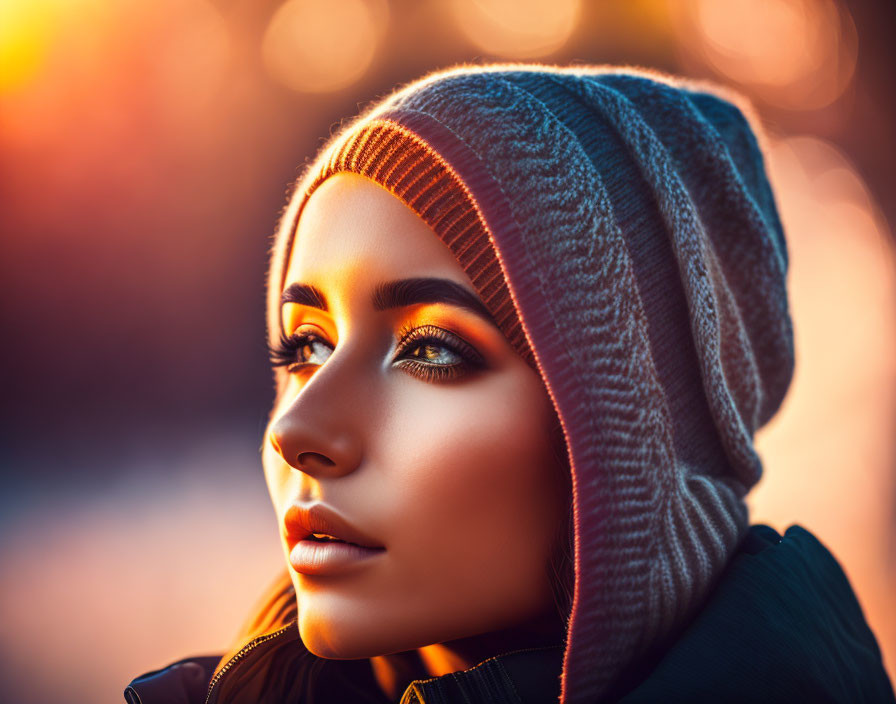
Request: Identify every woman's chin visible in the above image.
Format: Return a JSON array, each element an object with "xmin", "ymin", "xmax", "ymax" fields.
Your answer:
[
  {"xmin": 298, "ymin": 609, "xmax": 446, "ymax": 661},
  {"xmin": 298, "ymin": 612, "xmax": 391, "ymax": 660}
]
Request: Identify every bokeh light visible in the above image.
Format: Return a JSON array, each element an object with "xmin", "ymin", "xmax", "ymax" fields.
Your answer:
[
  {"xmin": 262, "ymin": 0, "xmax": 389, "ymax": 94},
  {"xmin": 151, "ymin": 0, "xmax": 231, "ymax": 117},
  {"xmin": 451, "ymin": 0, "xmax": 581, "ymax": 58},
  {"xmin": 0, "ymin": 0, "xmax": 52, "ymax": 93},
  {"xmin": 671, "ymin": 0, "xmax": 858, "ymax": 110},
  {"xmin": 751, "ymin": 134, "xmax": 896, "ymax": 664}
]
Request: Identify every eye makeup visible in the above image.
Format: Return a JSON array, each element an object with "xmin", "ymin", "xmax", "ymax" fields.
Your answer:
[
  {"xmin": 267, "ymin": 321, "xmax": 487, "ymax": 383},
  {"xmin": 393, "ymin": 323, "xmax": 487, "ymax": 383},
  {"xmin": 269, "ymin": 327, "xmax": 334, "ymax": 373}
]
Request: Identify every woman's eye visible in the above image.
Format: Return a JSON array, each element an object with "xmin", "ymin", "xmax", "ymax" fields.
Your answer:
[
  {"xmin": 404, "ymin": 342, "xmax": 463, "ymax": 366},
  {"xmin": 394, "ymin": 325, "xmax": 485, "ymax": 382},
  {"xmin": 269, "ymin": 324, "xmax": 484, "ymax": 382},
  {"xmin": 268, "ymin": 330, "xmax": 333, "ymax": 372},
  {"xmin": 296, "ymin": 336, "xmax": 332, "ymax": 366}
]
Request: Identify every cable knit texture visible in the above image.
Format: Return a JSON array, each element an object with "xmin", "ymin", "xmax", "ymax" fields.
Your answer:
[{"xmin": 266, "ymin": 65, "xmax": 795, "ymax": 703}]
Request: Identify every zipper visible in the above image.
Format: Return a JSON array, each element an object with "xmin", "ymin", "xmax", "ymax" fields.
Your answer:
[
  {"xmin": 398, "ymin": 643, "xmax": 565, "ymax": 704},
  {"xmin": 204, "ymin": 622, "xmax": 294, "ymax": 704}
]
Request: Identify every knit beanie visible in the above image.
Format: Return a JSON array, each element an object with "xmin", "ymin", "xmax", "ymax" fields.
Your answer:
[{"xmin": 267, "ymin": 65, "xmax": 795, "ymax": 703}]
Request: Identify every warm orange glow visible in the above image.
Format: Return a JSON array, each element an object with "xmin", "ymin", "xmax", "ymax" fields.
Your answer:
[
  {"xmin": 0, "ymin": 446, "xmax": 284, "ymax": 703},
  {"xmin": 451, "ymin": 0, "xmax": 581, "ymax": 59},
  {"xmin": 152, "ymin": 0, "xmax": 231, "ymax": 114},
  {"xmin": 0, "ymin": 0, "xmax": 231, "ymax": 148},
  {"xmin": 261, "ymin": 0, "xmax": 388, "ymax": 94},
  {"xmin": 672, "ymin": 0, "xmax": 858, "ymax": 110},
  {"xmin": 750, "ymin": 135, "xmax": 896, "ymax": 674},
  {"xmin": 0, "ymin": 0, "xmax": 52, "ymax": 93}
]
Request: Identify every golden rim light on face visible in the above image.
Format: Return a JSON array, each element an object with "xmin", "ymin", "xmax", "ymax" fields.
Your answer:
[{"xmin": 273, "ymin": 275, "xmax": 503, "ymax": 387}]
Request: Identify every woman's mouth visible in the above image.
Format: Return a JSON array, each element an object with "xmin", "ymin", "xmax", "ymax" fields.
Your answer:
[
  {"xmin": 283, "ymin": 503, "xmax": 386, "ymax": 576},
  {"xmin": 290, "ymin": 537, "xmax": 385, "ymax": 576}
]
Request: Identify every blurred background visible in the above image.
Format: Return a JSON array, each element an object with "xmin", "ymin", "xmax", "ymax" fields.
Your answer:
[{"xmin": 1, "ymin": 0, "xmax": 894, "ymax": 701}]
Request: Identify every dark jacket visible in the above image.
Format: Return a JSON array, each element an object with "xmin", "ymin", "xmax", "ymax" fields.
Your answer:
[{"xmin": 124, "ymin": 524, "xmax": 895, "ymax": 703}]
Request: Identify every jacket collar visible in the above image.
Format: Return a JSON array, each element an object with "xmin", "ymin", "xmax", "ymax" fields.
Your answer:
[
  {"xmin": 399, "ymin": 644, "xmax": 564, "ymax": 704},
  {"xmin": 124, "ymin": 525, "xmax": 895, "ymax": 703}
]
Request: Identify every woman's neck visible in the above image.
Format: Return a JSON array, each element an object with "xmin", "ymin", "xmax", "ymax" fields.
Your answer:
[{"xmin": 369, "ymin": 610, "xmax": 567, "ymax": 701}]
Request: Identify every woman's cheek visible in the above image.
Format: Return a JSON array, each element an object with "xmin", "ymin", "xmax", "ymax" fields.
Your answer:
[
  {"xmin": 379, "ymin": 370, "xmax": 558, "ymax": 618},
  {"xmin": 265, "ymin": 358, "xmax": 563, "ymax": 657}
]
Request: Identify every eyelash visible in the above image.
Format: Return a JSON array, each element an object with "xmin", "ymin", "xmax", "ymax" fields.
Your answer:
[{"xmin": 267, "ymin": 324, "xmax": 485, "ymax": 383}]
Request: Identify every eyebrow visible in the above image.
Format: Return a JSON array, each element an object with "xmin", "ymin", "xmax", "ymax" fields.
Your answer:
[{"xmin": 280, "ymin": 277, "xmax": 495, "ymax": 325}]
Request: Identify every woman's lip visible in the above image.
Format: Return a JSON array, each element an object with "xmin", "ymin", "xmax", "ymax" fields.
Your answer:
[
  {"xmin": 283, "ymin": 503, "xmax": 384, "ymax": 550},
  {"xmin": 290, "ymin": 539, "xmax": 386, "ymax": 576}
]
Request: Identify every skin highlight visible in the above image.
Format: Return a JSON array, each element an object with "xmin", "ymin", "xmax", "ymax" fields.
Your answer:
[{"xmin": 263, "ymin": 172, "xmax": 569, "ymax": 699}]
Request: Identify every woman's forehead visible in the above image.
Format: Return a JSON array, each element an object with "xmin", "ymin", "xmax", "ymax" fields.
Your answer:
[{"xmin": 283, "ymin": 173, "xmax": 474, "ymax": 299}]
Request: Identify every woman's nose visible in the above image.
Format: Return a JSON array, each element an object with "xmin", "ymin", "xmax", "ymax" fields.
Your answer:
[{"xmin": 268, "ymin": 371, "xmax": 364, "ymax": 479}]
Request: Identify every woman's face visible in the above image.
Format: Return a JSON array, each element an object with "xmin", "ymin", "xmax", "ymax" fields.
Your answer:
[{"xmin": 264, "ymin": 172, "xmax": 568, "ymax": 659}]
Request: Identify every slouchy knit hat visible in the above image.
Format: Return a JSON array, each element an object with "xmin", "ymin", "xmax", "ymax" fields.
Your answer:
[{"xmin": 267, "ymin": 65, "xmax": 794, "ymax": 703}]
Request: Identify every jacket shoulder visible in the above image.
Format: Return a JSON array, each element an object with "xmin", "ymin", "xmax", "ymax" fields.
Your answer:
[
  {"xmin": 123, "ymin": 571, "xmax": 295, "ymax": 704},
  {"xmin": 124, "ymin": 655, "xmax": 222, "ymax": 704},
  {"xmin": 618, "ymin": 524, "xmax": 895, "ymax": 703}
]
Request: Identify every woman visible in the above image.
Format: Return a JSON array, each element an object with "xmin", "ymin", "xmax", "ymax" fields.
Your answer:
[{"xmin": 124, "ymin": 65, "xmax": 895, "ymax": 703}]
